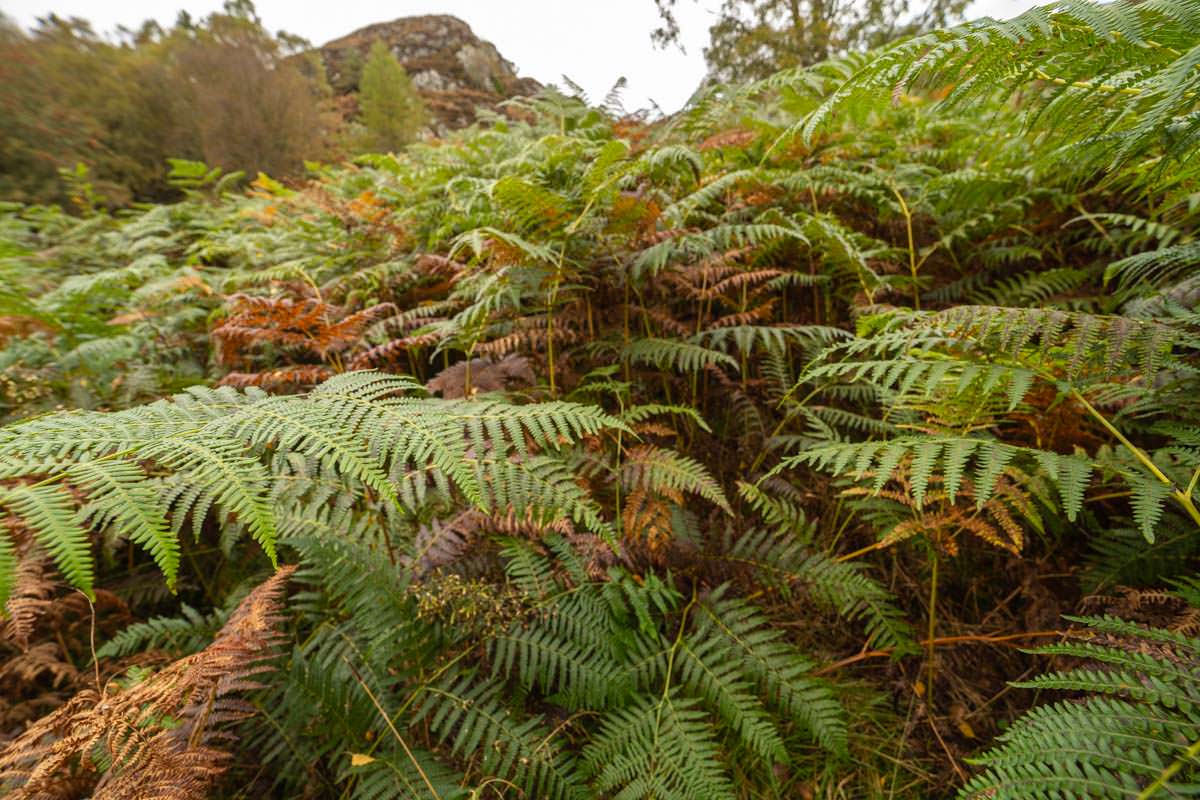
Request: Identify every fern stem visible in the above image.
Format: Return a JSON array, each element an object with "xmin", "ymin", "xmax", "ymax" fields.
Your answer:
[
  {"xmin": 345, "ymin": 659, "xmax": 443, "ymax": 800},
  {"xmin": 836, "ymin": 539, "xmax": 888, "ymax": 563},
  {"xmin": 813, "ymin": 630, "xmax": 1067, "ymax": 675},
  {"xmin": 747, "ymin": 383, "xmax": 823, "ymax": 475},
  {"xmin": 614, "ymin": 395, "xmax": 626, "ymax": 539},
  {"xmin": 622, "ymin": 270, "xmax": 631, "ymax": 385},
  {"xmin": 659, "ymin": 587, "xmax": 699, "ymax": 708},
  {"xmin": 891, "ymin": 184, "xmax": 919, "ymax": 311},
  {"xmin": 546, "ymin": 248, "xmax": 565, "ymax": 398},
  {"xmin": 1137, "ymin": 735, "xmax": 1200, "ymax": 799},
  {"xmin": 1033, "ymin": 68, "xmax": 1145, "ymax": 97},
  {"xmin": 1186, "ymin": 465, "xmax": 1200, "ymax": 501},
  {"xmin": 1072, "ymin": 389, "xmax": 1200, "ymax": 530},
  {"xmin": 926, "ymin": 548, "xmax": 938, "ymax": 708}
]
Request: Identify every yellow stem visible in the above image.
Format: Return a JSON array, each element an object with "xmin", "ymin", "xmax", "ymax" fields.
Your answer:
[{"xmin": 1072, "ymin": 389, "xmax": 1200, "ymax": 530}]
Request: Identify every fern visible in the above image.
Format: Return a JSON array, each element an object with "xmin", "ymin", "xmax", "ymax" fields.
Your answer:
[
  {"xmin": 0, "ymin": 372, "xmax": 622, "ymax": 605},
  {"xmin": 773, "ymin": 437, "xmax": 1091, "ymax": 519},
  {"xmin": 803, "ymin": 0, "xmax": 1200, "ymax": 189},
  {"xmin": 962, "ymin": 615, "xmax": 1200, "ymax": 799},
  {"xmin": 584, "ymin": 691, "xmax": 734, "ymax": 800},
  {"xmin": 622, "ymin": 337, "xmax": 739, "ymax": 374},
  {"xmin": 713, "ymin": 519, "xmax": 917, "ymax": 654},
  {"xmin": 415, "ymin": 670, "xmax": 588, "ymax": 800},
  {"xmin": 690, "ymin": 588, "xmax": 847, "ymax": 755}
]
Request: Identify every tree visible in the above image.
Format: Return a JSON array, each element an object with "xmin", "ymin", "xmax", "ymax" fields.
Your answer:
[
  {"xmin": 0, "ymin": 15, "xmax": 117, "ymax": 203},
  {"xmin": 357, "ymin": 40, "xmax": 427, "ymax": 152},
  {"xmin": 0, "ymin": 1, "xmax": 336, "ymax": 205},
  {"xmin": 653, "ymin": 0, "xmax": 970, "ymax": 81},
  {"xmin": 169, "ymin": 3, "xmax": 331, "ymax": 179}
]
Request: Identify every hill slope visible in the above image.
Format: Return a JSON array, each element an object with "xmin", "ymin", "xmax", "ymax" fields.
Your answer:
[{"xmin": 319, "ymin": 15, "xmax": 541, "ymax": 131}]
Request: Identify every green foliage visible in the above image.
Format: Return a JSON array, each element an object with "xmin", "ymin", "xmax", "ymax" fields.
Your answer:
[
  {"xmin": 2, "ymin": 3, "xmax": 1200, "ymax": 797},
  {"xmin": 962, "ymin": 616, "xmax": 1200, "ymax": 799},
  {"xmin": 0, "ymin": 2, "xmax": 333, "ymax": 204},
  {"xmin": 802, "ymin": 0, "xmax": 1200, "ymax": 192},
  {"xmin": 358, "ymin": 41, "xmax": 428, "ymax": 152},
  {"xmin": 0, "ymin": 372, "xmax": 619, "ymax": 604}
]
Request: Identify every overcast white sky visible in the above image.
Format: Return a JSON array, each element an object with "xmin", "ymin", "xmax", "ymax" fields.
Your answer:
[{"xmin": 1, "ymin": 0, "xmax": 1042, "ymax": 112}]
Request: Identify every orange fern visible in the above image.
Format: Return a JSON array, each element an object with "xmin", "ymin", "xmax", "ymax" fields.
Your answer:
[{"xmin": 0, "ymin": 566, "xmax": 294, "ymax": 800}]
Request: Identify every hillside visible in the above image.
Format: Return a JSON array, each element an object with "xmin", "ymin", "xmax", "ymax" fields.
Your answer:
[{"xmin": 318, "ymin": 15, "xmax": 542, "ymax": 131}]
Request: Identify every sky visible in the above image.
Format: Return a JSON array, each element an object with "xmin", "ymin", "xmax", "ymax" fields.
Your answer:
[{"xmin": 1, "ymin": 0, "xmax": 1043, "ymax": 112}]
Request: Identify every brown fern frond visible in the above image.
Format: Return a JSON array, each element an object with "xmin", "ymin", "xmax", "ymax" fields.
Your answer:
[
  {"xmin": 664, "ymin": 262, "xmax": 741, "ymax": 299},
  {"xmin": 316, "ymin": 302, "xmax": 397, "ymax": 356},
  {"xmin": 483, "ymin": 507, "xmax": 576, "ymax": 538},
  {"xmin": 709, "ymin": 300, "xmax": 779, "ymax": 328},
  {"xmin": 213, "ymin": 294, "xmax": 396, "ymax": 368},
  {"xmin": 349, "ymin": 338, "xmax": 414, "ymax": 370},
  {"xmin": 0, "ymin": 566, "xmax": 295, "ymax": 800},
  {"xmin": 0, "ymin": 642, "xmax": 78, "ymax": 691},
  {"xmin": 633, "ymin": 421, "xmax": 677, "ymax": 438},
  {"xmin": 629, "ymin": 306, "xmax": 690, "ymax": 337},
  {"xmin": 218, "ymin": 365, "xmax": 334, "ymax": 391},
  {"xmin": 2, "ymin": 545, "xmax": 55, "ymax": 647},
  {"xmin": 1080, "ymin": 587, "xmax": 1200, "ymax": 633},
  {"xmin": 622, "ymin": 488, "xmax": 679, "ymax": 563},
  {"xmin": 413, "ymin": 508, "xmax": 578, "ymax": 575},
  {"xmin": 847, "ymin": 469, "xmax": 1031, "ymax": 556},
  {"xmin": 698, "ymin": 129, "xmax": 758, "ymax": 151},
  {"xmin": 475, "ymin": 320, "xmax": 582, "ymax": 358},
  {"xmin": 211, "ymin": 295, "xmax": 326, "ymax": 366},
  {"xmin": 701, "ymin": 269, "xmax": 784, "ymax": 301}
]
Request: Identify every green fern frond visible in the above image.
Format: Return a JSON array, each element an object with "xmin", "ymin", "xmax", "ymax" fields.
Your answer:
[
  {"xmin": 774, "ymin": 437, "xmax": 1090, "ymax": 517},
  {"xmin": 344, "ymin": 747, "xmax": 468, "ymax": 800},
  {"xmin": 693, "ymin": 588, "xmax": 847, "ymax": 755},
  {"xmin": 96, "ymin": 604, "xmax": 220, "ymax": 659},
  {"xmin": 70, "ymin": 459, "xmax": 178, "ymax": 589},
  {"xmin": 416, "ymin": 671, "xmax": 588, "ymax": 800},
  {"xmin": 3, "ymin": 483, "xmax": 93, "ymax": 599},
  {"xmin": 622, "ymin": 337, "xmax": 738, "ymax": 374},
  {"xmin": 962, "ymin": 614, "xmax": 1200, "ymax": 799},
  {"xmin": 622, "ymin": 445, "xmax": 731, "ymax": 513},
  {"xmin": 584, "ymin": 691, "xmax": 734, "ymax": 800},
  {"xmin": 0, "ymin": 372, "xmax": 623, "ymax": 605},
  {"xmin": 713, "ymin": 523, "xmax": 916, "ymax": 653},
  {"xmin": 1107, "ymin": 241, "xmax": 1200, "ymax": 291}
]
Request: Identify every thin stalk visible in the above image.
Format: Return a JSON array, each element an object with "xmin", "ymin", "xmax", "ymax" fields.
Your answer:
[
  {"xmin": 546, "ymin": 248, "xmax": 566, "ymax": 398},
  {"xmin": 891, "ymin": 185, "xmax": 919, "ymax": 310},
  {"xmin": 1072, "ymin": 389, "xmax": 1200, "ymax": 530},
  {"xmin": 347, "ymin": 659, "xmax": 443, "ymax": 800},
  {"xmin": 926, "ymin": 549, "xmax": 939, "ymax": 708},
  {"xmin": 1138, "ymin": 736, "xmax": 1200, "ymax": 799},
  {"xmin": 622, "ymin": 273, "xmax": 631, "ymax": 384},
  {"xmin": 614, "ymin": 393, "xmax": 626, "ymax": 538},
  {"xmin": 1034, "ymin": 68, "xmax": 1146, "ymax": 97}
]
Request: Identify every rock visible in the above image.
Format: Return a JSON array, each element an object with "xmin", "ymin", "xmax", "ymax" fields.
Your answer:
[{"xmin": 318, "ymin": 15, "xmax": 541, "ymax": 132}]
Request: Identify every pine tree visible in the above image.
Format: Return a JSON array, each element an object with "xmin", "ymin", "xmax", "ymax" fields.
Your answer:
[{"xmin": 357, "ymin": 40, "xmax": 427, "ymax": 152}]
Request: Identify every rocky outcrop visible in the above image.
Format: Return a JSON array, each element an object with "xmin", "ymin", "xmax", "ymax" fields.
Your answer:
[{"xmin": 319, "ymin": 15, "xmax": 541, "ymax": 132}]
